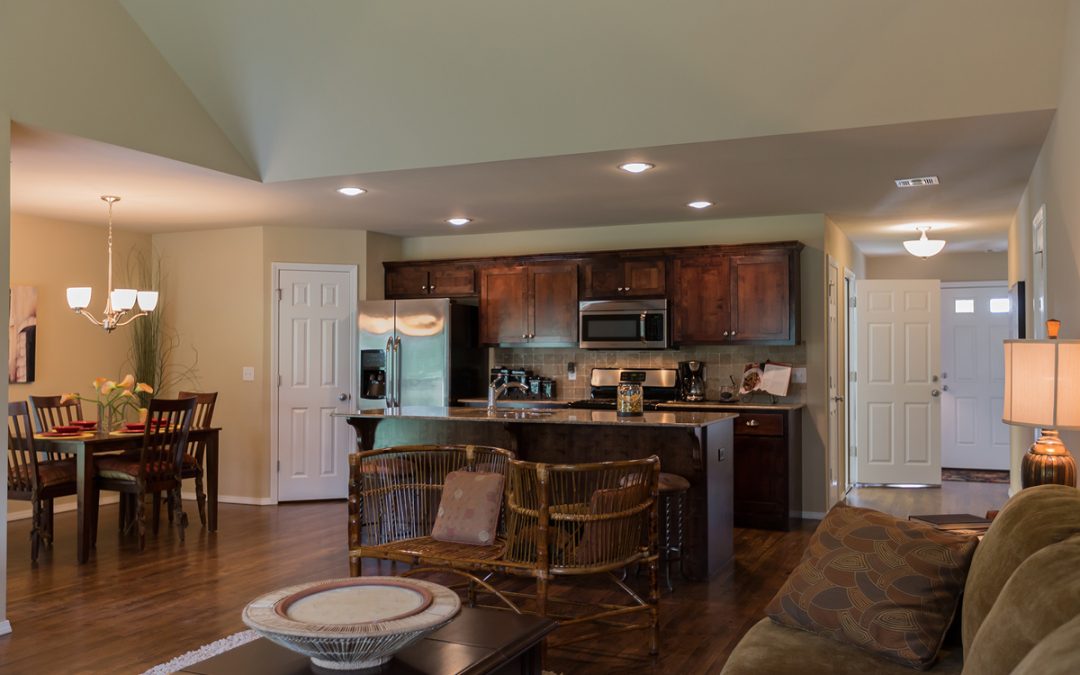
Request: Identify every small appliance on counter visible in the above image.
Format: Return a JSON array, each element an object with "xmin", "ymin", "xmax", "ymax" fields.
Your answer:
[{"xmin": 677, "ymin": 361, "xmax": 707, "ymax": 402}]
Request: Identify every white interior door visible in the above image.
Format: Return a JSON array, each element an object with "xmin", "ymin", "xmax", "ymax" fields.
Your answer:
[
  {"xmin": 940, "ymin": 284, "xmax": 1011, "ymax": 470},
  {"xmin": 856, "ymin": 279, "xmax": 942, "ymax": 485},
  {"xmin": 277, "ymin": 265, "xmax": 356, "ymax": 501}
]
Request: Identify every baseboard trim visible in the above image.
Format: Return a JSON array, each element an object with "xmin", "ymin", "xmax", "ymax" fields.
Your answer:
[
  {"xmin": 180, "ymin": 492, "xmax": 275, "ymax": 506},
  {"xmin": 7, "ymin": 496, "xmax": 120, "ymax": 522},
  {"xmin": 0, "ymin": 619, "xmax": 12, "ymax": 636},
  {"xmin": 793, "ymin": 510, "xmax": 826, "ymax": 520}
]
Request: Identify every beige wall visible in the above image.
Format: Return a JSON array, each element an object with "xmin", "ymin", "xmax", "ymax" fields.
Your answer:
[
  {"xmin": 1, "ymin": 115, "xmax": 10, "ymax": 626},
  {"xmin": 865, "ymin": 252, "xmax": 1007, "ymax": 281},
  {"xmin": 1008, "ymin": 0, "xmax": 1080, "ymax": 494},
  {"xmin": 365, "ymin": 233, "xmax": 403, "ymax": 301},
  {"xmin": 825, "ymin": 217, "xmax": 866, "ymax": 279},
  {"xmin": 400, "ymin": 214, "xmax": 832, "ymax": 515},
  {"xmin": 154, "ymin": 227, "xmax": 267, "ymax": 501},
  {"xmin": 7, "ymin": 214, "xmax": 151, "ymax": 518}
]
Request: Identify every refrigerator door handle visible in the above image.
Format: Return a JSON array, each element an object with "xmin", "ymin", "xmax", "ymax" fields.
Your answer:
[
  {"xmin": 385, "ymin": 336, "xmax": 396, "ymax": 407},
  {"xmin": 393, "ymin": 336, "xmax": 403, "ymax": 407}
]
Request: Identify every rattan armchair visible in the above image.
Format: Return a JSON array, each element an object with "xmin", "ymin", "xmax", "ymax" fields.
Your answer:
[{"xmin": 349, "ymin": 447, "xmax": 661, "ymax": 654}]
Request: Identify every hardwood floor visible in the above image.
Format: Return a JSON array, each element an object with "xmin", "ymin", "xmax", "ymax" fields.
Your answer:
[{"xmin": 0, "ymin": 481, "xmax": 1009, "ymax": 674}]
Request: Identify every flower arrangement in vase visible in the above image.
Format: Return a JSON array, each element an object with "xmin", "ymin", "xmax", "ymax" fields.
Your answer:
[{"xmin": 63, "ymin": 374, "xmax": 154, "ymax": 432}]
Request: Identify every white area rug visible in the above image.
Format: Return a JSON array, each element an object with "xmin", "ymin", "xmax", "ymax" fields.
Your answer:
[
  {"xmin": 142, "ymin": 629, "xmax": 561, "ymax": 674},
  {"xmin": 140, "ymin": 630, "xmax": 259, "ymax": 675}
]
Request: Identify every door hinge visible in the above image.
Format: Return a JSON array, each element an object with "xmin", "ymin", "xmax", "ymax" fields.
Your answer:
[
  {"xmin": 277, "ymin": 374, "xmax": 282, "ymax": 387},
  {"xmin": 275, "ymin": 288, "xmax": 283, "ymax": 301},
  {"xmin": 849, "ymin": 297, "xmax": 857, "ymax": 308},
  {"xmin": 277, "ymin": 460, "xmax": 281, "ymax": 473},
  {"xmin": 849, "ymin": 371, "xmax": 857, "ymax": 383}
]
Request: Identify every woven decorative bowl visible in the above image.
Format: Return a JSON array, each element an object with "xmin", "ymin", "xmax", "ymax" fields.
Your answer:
[{"xmin": 242, "ymin": 577, "xmax": 461, "ymax": 670}]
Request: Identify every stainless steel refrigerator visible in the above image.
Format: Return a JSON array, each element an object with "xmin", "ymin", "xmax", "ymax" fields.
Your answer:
[{"xmin": 358, "ymin": 298, "xmax": 485, "ymax": 408}]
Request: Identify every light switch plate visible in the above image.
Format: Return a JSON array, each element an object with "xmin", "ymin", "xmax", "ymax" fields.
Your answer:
[
  {"xmin": 792, "ymin": 367, "xmax": 807, "ymax": 384},
  {"xmin": 242, "ymin": 366, "xmax": 255, "ymax": 381},
  {"xmin": 567, "ymin": 362, "xmax": 577, "ymax": 381}
]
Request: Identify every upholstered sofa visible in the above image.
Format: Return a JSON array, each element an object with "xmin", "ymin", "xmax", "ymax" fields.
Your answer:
[{"xmin": 721, "ymin": 484, "xmax": 1080, "ymax": 674}]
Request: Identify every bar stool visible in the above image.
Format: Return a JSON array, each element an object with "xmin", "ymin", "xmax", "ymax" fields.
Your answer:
[{"xmin": 657, "ymin": 472, "xmax": 690, "ymax": 591}]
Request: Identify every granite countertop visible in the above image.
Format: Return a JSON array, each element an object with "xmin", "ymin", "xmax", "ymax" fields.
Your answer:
[
  {"xmin": 336, "ymin": 406, "xmax": 738, "ymax": 429},
  {"xmin": 456, "ymin": 398, "xmax": 803, "ymax": 412}
]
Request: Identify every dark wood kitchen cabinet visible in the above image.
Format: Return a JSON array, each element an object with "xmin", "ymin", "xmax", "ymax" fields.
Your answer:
[
  {"xmin": 732, "ymin": 409, "xmax": 802, "ymax": 531},
  {"xmin": 385, "ymin": 263, "xmax": 476, "ymax": 299},
  {"xmin": 672, "ymin": 245, "xmax": 799, "ymax": 345},
  {"xmin": 480, "ymin": 263, "xmax": 578, "ymax": 346},
  {"xmin": 581, "ymin": 256, "xmax": 666, "ymax": 299}
]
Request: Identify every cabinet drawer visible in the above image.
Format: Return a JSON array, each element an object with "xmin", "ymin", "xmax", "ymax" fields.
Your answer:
[{"xmin": 734, "ymin": 413, "xmax": 784, "ymax": 437}]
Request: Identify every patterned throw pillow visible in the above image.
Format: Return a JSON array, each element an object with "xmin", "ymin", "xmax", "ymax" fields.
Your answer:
[
  {"xmin": 430, "ymin": 470, "xmax": 504, "ymax": 546},
  {"xmin": 765, "ymin": 503, "xmax": 978, "ymax": 670}
]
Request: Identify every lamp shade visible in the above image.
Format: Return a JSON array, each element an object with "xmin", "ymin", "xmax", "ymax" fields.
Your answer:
[
  {"xmin": 903, "ymin": 231, "xmax": 947, "ymax": 258},
  {"xmin": 1003, "ymin": 339, "xmax": 1080, "ymax": 429},
  {"xmin": 66, "ymin": 286, "xmax": 92, "ymax": 310},
  {"xmin": 137, "ymin": 291, "xmax": 159, "ymax": 312},
  {"xmin": 111, "ymin": 288, "xmax": 138, "ymax": 311}
]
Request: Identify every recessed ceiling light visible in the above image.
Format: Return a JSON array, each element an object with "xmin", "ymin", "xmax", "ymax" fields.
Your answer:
[
  {"xmin": 337, "ymin": 187, "xmax": 366, "ymax": 196},
  {"xmin": 687, "ymin": 201, "xmax": 713, "ymax": 209},
  {"xmin": 618, "ymin": 162, "xmax": 654, "ymax": 174},
  {"xmin": 446, "ymin": 217, "xmax": 471, "ymax": 226}
]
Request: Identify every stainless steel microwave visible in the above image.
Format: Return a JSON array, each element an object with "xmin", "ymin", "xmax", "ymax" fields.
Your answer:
[{"xmin": 579, "ymin": 299, "xmax": 669, "ymax": 349}]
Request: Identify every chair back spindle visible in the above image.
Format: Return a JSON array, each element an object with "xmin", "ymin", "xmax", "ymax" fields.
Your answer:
[
  {"xmin": 8, "ymin": 401, "xmax": 40, "ymax": 494},
  {"xmin": 136, "ymin": 398, "xmax": 196, "ymax": 486}
]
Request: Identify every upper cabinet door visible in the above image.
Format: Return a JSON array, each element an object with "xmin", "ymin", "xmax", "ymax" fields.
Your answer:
[
  {"xmin": 529, "ymin": 263, "xmax": 579, "ymax": 345},
  {"xmin": 622, "ymin": 258, "xmax": 666, "ymax": 297},
  {"xmin": 428, "ymin": 265, "xmax": 476, "ymax": 297},
  {"xmin": 730, "ymin": 252, "xmax": 794, "ymax": 343},
  {"xmin": 385, "ymin": 266, "xmax": 431, "ymax": 298},
  {"xmin": 580, "ymin": 257, "xmax": 624, "ymax": 299},
  {"xmin": 673, "ymin": 255, "xmax": 731, "ymax": 343},
  {"xmin": 479, "ymin": 266, "xmax": 530, "ymax": 345}
]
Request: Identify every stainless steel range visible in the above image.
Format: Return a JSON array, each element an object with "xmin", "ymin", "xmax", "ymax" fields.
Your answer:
[{"xmin": 568, "ymin": 367, "xmax": 680, "ymax": 410}]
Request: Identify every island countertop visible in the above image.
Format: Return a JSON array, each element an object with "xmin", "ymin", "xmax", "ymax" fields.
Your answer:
[{"xmin": 336, "ymin": 406, "xmax": 738, "ymax": 429}]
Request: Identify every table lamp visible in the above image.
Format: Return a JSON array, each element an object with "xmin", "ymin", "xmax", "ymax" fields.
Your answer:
[{"xmin": 1002, "ymin": 328, "xmax": 1079, "ymax": 488}]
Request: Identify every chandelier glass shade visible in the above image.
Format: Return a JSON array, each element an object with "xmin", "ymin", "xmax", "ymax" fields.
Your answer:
[
  {"xmin": 66, "ymin": 196, "xmax": 158, "ymax": 333},
  {"xmin": 903, "ymin": 226, "xmax": 947, "ymax": 259}
]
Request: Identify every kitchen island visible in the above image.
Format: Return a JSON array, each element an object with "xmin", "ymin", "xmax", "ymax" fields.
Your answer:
[{"xmin": 338, "ymin": 406, "xmax": 737, "ymax": 578}]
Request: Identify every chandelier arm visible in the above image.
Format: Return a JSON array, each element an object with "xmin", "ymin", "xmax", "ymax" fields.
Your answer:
[
  {"xmin": 75, "ymin": 309, "xmax": 105, "ymax": 327},
  {"xmin": 114, "ymin": 311, "xmax": 148, "ymax": 328}
]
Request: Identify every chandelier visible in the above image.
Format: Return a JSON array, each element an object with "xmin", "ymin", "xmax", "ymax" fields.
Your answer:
[
  {"xmin": 903, "ymin": 225, "xmax": 946, "ymax": 259},
  {"xmin": 66, "ymin": 196, "xmax": 158, "ymax": 332}
]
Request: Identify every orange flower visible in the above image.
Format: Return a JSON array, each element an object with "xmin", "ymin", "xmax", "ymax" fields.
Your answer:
[
  {"xmin": 118, "ymin": 374, "xmax": 135, "ymax": 390},
  {"xmin": 120, "ymin": 390, "xmax": 136, "ymax": 399},
  {"xmin": 100, "ymin": 380, "xmax": 117, "ymax": 395},
  {"xmin": 92, "ymin": 377, "xmax": 108, "ymax": 389},
  {"xmin": 135, "ymin": 382, "xmax": 154, "ymax": 395},
  {"xmin": 60, "ymin": 393, "xmax": 77, "ymax": 405}
]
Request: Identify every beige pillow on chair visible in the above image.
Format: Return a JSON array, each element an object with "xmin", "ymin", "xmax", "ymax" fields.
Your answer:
[{"xmin": 430, "ymin": 470, "xmax": 504, "ymax": 546}]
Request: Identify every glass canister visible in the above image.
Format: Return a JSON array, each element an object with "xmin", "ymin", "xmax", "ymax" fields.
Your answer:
[{"xmin": 617, "ymin": 371, "xmax": 646, "ymax": 417}]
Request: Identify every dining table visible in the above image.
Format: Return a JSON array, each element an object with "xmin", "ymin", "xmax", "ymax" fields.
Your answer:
[{"xmin": 34, "ymin": 426, "xmax": 221, "ymax": 564}]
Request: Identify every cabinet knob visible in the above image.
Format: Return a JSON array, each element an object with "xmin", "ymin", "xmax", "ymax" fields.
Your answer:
[
  {"xmin": 421, "ymin": 285, "xmax": 428, "ymax": 291},
  {"xmin": 521, "ymin": 333, "xmax": 528, "ymax": 339},
  {"xmin": 430, "ymin": 285, "xmax": 436, "ymax": 291},
  {"xmin": 745, "ymin": 419, "xmax": 760, "ymax": 427},
  {"xmin": 617, "ymin": 287, "xmax": 624, "ymax": 292},
  {"xmin": 722, "ymin": 331, "xmax": 729, "ymax": 336},
  {"xmin": 730, "ymin": 330, "xmax": 736, "ymax": 336}
]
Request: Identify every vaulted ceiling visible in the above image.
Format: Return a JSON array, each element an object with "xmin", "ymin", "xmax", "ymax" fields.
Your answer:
[{"xmin": 9, "ymin": 0, "xmax": 1072, "ymax": 253}]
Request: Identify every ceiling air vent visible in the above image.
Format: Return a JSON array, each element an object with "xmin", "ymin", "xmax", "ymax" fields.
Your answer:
[{"xmin": 894, "ymin": 176, "xmax": 940, "ymax": 188}]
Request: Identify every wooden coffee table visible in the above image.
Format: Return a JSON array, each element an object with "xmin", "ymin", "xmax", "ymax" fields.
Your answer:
[{"xmin": 174, "ymin": 607, "xmax": 556, "ymax": 674}]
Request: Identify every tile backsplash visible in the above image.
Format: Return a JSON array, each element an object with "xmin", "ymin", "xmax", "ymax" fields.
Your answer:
[{"xmin": 491, "ymin": 344, "xmax": 807, "ymax": 403}]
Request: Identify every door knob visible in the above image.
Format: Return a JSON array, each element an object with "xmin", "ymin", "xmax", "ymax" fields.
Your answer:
[
  {"xmin": 338, "ymin": 393, "xmax": 350, "ymax": 401},
  {"xmin": 832, "ymin": 395, "xmax": 844, "ymax": 402},
  {"xmin": 931, "ymin": 389, "xmax": 940, "ymax": 397}
]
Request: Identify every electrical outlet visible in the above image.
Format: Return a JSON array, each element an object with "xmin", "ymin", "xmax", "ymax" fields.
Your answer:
[
  {"xmin": 567, "ymin": 362, "xmax": 577, "ymax": 381},
  {"xmin": 242, "ymin": 366, "xmax": 255, "ymax": 381},
  {"xmin": 792, "ymin": 367, "xmax": 807, "ymax": 384}
]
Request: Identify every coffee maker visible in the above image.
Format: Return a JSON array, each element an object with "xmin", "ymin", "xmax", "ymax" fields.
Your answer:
[{"xmin": 677, "ymin": 361, "xmax": 707, "ymax": 402}]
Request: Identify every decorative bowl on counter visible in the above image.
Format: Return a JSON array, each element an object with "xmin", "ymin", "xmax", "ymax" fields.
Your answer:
[{"xmin": 242, "ymin": 577, "xmax": 461, "ymax": 670}]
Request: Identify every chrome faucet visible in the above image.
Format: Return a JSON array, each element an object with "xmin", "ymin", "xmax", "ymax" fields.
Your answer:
[{"xmin": 487, "ymin": 378, "xmax": 529, "ymax": 412}]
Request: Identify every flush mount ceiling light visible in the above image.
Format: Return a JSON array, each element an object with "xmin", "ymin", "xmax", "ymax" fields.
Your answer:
[
  {"xmin": 337, "ymin": 187, "xmax": 366, "ymax": 196},
  {"xmin": 687, "ymin": 201, "xmax": 713, "ymax": 209},
  {"xmin": 618, "ymin": 162, "xmax": 654, "ymax": 174},
  {"xmin": 446, "ymin": 217, "xmax": 472, "ymax": 226},
  {"xmin": 903, "ymin": 225, "xmax": 947, "ymax": 259},
  {"xmin": 66, "ymin": 196, "xmax": 158, "ymax": 333}
]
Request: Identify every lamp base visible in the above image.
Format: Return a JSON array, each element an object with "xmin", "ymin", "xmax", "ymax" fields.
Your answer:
[{"xmin": 1021, "ymin": 429, "xmax": 1077, "ymax": 488}]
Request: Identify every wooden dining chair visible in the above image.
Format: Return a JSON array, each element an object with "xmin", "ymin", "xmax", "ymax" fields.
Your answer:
[
  {"xmin": 29, "ymin": 394, "xmax": 84, "ymax": 435},
  {"xmin": 93, "ymin": 397, "xmax": 196, "ymax": 551},
  {"xmin": 174, "ymin": 391, "xmax": 218, "ymax": 527},
  {"xmin": 8, "ymin": 400, "xmax": 78, "ymax": 562}
]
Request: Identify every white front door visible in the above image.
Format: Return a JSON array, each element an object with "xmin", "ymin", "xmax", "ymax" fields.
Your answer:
[
  {"xmin": 940, "ymin": 284, "xmax": 1011, "ymax": 470},
  {"xmin": 856, "ymin": 279, "xmax": 942, "ymax": 485},
  {"xmin": 276, "ymin": 265, "xmax": 356, "ymax": 501}
]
